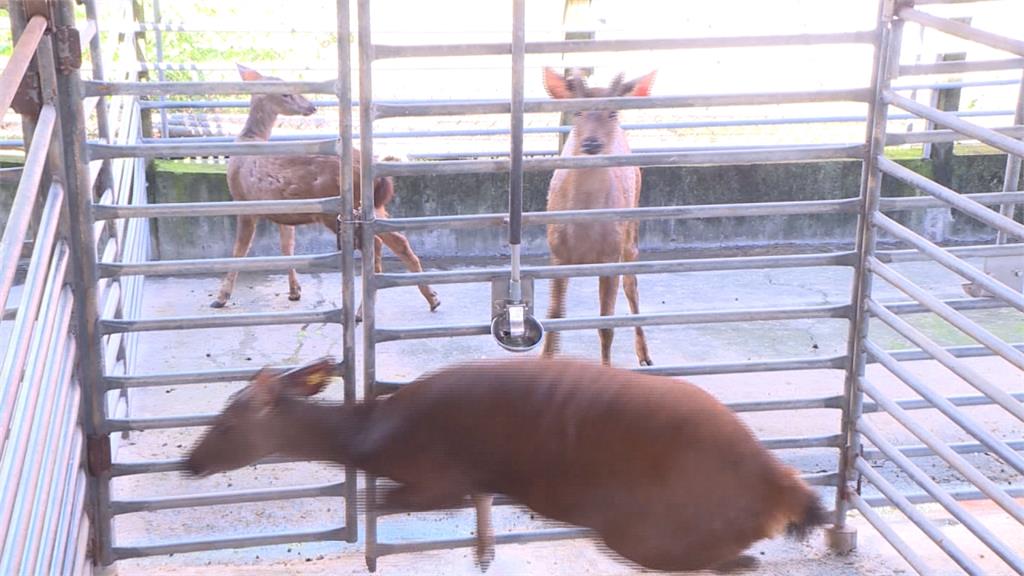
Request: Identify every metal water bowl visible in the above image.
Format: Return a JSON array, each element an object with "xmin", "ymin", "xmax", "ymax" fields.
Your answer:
[{"xmin": 491, "ymin": 301, "xmax": 544, "ymax": 352}]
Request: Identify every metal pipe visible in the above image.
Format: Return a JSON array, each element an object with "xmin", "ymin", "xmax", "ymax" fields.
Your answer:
[
  {"xmin": 373, "ymin": 527, "xmax": 592, "ymax": 558},
  {"xmin": 375, "ymin": 304, "xmax": 850, "ymax": 343},
  {"xmin": 93, "ymin": 196, "xmax": 340, "ymax": 220},
  {"xmin": 35, "ymin": 407, "xmax": 80, "ymax": 575},
  {"xmin": 864, "ymin": 335, "xmax": 1024, "ymax": 472},
  {"xmin": 887, "ymin": 342, "xmax": 1024, "ymax": 362},
  {"xmin": 887, "ymin": 124, "xmax": 1024, "ymax": 146},
  {"xmin": 885, "ymin": 91, "xmax": 1024, "ymax": 158},
  {"xmin": 858, "ymin": 421, "xmax": 1024, "ymax": 573},
  {"xmin": 112, "ymin": 527, "xmax": 348, "ymax": 561},
  {"xmin": 869, "ymin": 257, "xmax": 1024, "ymax": 371},
  {"xmin": 508, "ymin": 0, "xmax": 525, "ymax": 250},
  {"xmin": 42, "ymin": 342, "xmax": 78, "ymax": 576},
  {"xmin": 898, "ymin": 7, "xmax": 1024, "ymax": 58},
  {"xmin": 110, "ymin": 482, "xmax": 346, "ymax": 514},
  {"xmin": 89, "ymin": 137, "xmax": 337, "ymax": 159},
  {"xmin": 0, "ymin": 107, "xmax": 56, "ymax": 312},
  {"xmin": 861, "ymin": 485, "xmax": 1024, "ymax": 507},
  {"xmin": 878, "ymin": 156, "xmax": 1024, "ymax": 240},
  {"xmin": 377, "ymin": 252, "xmax": 854, "ymax": 288},
  {"xmin": 859, "ymin": 377, "xmax": 1024, "ymax": 525},
  {"xmin": 99, "ymin": 252, "xmax": 341, "ymax": 278},
  {"xmin": 880, "ymin": 190, "xmax": 1024, "ymax": 211},
  {"xmin": 873, "ymin": 213, "xmax": 1024, "ymax": 312},
  {"xmin": 100, "ymin": 307, "xmax": 342, "ymax": 334},
  {"xmin": 899, "ymin": 57, "xmax": 1024, "ymax": 76},
  {"xmin": 854, "ymin": 459, "xmax": 983, "ymax": 575},
  {"xmin": 81, "ymin": 78, "xmax": 337, "ymax": 97},
  {"xmin": 997, "ymin": 69, "xmax": 1024, "ymax": 245},
  {"xmin": 847, "ymin": 493, "xmax": 933, "ymax": 575},
  {"xmin": 0, "ymin": 15, "xmax": 47, "ymax": 120},
  {"xmin": 878, "ymin": 242, "xmax": 1022, "ymax": 263}
]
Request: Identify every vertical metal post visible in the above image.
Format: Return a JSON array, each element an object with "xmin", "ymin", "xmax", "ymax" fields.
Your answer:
[
  {"xmin": 335, "ymin": 0, "xmax": 359, "ymax": 543},
  {"xmin": 83, "ymin": 0, "xmax": 114, "ymax": 198},
  {"xmin": 509, "ymin": 0, "xmax": 526, "ymax": 280},
  {"xmin": 996, "ymin": 69, "xmax": 1024, "ymax": 245},
  {"xmin": 831, "ymin": 0, "xmax": 900, "ymax": 551},
  {"xmin": 51, "ymin": 0, "xmax": 113, "ymax": 566},
  {"xmin": 357, "ymin": 0, "xmax": 379, "ymax": 569},
  {"xmin": 152, "ymin": 0, "xmax": 169, "ymax": 138}
]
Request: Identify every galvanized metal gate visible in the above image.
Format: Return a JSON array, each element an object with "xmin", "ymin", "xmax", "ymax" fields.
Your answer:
[{"xmin": 1, "ymin": 0, "xmax": 1021, "ymax": 573}]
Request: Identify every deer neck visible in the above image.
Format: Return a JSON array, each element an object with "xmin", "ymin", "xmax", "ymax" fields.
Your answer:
[
  {"xmin": 274, "ymin": 398, "xmax": 377, "ymax": 465},
  {"xmin": 238, "ymin": 101, "xmax": 278, "ymax": 142}
]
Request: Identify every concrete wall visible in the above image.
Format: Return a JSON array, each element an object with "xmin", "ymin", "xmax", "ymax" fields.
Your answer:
[{"xmin": 2, "ymin": 155, "xmax": 1019, "ymax": 260}]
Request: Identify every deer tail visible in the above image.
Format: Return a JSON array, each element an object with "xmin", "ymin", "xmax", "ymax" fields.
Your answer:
[{"xmin": 785, "ymin": 491, "xmax": 829, "ymax": 540}]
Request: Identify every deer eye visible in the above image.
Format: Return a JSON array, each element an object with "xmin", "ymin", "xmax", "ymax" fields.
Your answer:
[
  {"xmin": 573, "ymin": 111, "xmax": 582, "ymax": 118},
  {"xmin": 608, "ymin": 110, "xmax": 618, "ymax": 120}
]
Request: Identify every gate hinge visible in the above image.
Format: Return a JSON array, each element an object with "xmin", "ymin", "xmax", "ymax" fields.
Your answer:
[
  {"xmin": 54, "ymin": 25, "xmax": 82, "ymax": 74},
  {"xmin": 86, "ymin": 434, "xmax": 112, "ymax": 476},
  {"xmin": 12, "ymin": 70, "xmax": 42, "ymax": 117}
]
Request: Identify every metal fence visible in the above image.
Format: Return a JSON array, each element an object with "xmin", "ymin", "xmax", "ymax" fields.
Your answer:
[{"xmin": 1, "ymin": 0, "xmax": 1022, "ymax": 573}]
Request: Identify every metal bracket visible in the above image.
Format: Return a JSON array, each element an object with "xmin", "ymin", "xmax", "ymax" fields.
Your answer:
[
  {"xmin": 491, "ymin": 275, "xmax": 535, "ymax": 319},
  {"xmin": 86, "ymin": 434, "xmax": 112, "ymax": 476},
  {"xmin": 55, "ymin": 25, "xmax": 82, "ymax": 74},
  {"xmin": 12, "ymin": 70, "xmax": 42, "ymax": 118}
]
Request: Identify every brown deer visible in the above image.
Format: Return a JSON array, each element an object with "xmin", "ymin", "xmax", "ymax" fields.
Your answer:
[
  {"xmin": 187, "ymin": 356, "xmax": 827, "ymax": 573},
  {"xmin": 540, "ymin": 68, "xmax": 655, "ymax": 367},
  {"xmin": 211, "ymin": 65, "xmax": 441, "ymax": 312}
]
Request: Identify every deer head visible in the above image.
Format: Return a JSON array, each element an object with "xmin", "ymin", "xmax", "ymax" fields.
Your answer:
[
  {"xmin": 185, "ymin": 357, "xmax": 340, "ymax": 476},
  {"xmin": 543, "ymin": 67, "xmax": 656, "ymax": 156},
  {"xmin": 237, "ymin": 63, "xmax": 317, "ymax": 117}
]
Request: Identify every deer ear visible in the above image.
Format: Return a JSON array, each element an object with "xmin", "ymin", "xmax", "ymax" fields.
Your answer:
[
  {"xmin": 621, "ymin": 71, "xmax": 656, "ymax": 97},
  {"xmin": 250, "ymin": 367, "xmax": 286, "ymax": 412},
  {"xmin": 278, "ymin": 356, "xmax": 338, "ymax": 397},
  {"xmin": 237, "ymin": 64, "xmax": 263, "ymax": 82},
  {"xmin": 542, "ymin": 67, "xmax": 574, "ymax": 99}
]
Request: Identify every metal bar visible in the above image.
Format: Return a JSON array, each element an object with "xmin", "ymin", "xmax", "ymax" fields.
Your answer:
[
  {"xmin": 848, "ymin": 493, "xmax": 933, "ymax": 575},
  {"xmin": 41, "ymin": 340, "xmax": 78, "ymax": 576},
  {"xmin": 93, "ymin": 197, "xmax": 341, "ymax": 219},
  {"xmin": 887, "ymin": 342, "xmax": 1024, "ymax": 362},
  {"xmin": 377, "ymin": 198, "xmax": 861, "ymax": 232},
  {"xmin": 374, "ymin": 527, "xmax": 593, "ymax": 558},
  {"xmin": 89, "ymin": 138, "xmax": 337, "ymax": 159},
  {"xmin": 374, "ymin": 31, "xmax": 877, "ymax": 59},
  {"xmin": 112, "ymin": 527, "xmax": 348, "ymax": 561},
  {"xmin": 854, "ymin": 459, "xmax": 983, "ymax": 575},
  {"xmin": 883, "ymin": 296, "xmax": 1014, "ymax": 316},
  {"xmin": 0, "ymin": 107, "xmax": 56, "ymax": 311},
  {"xmin": 375, "ymin": 304, "xmax": 851, "ymax": 343},
  {"xmin": 81, "ymin": 79, "xmax": 336, "ymax": 97},
  {"xmin": 878, "ymin": 242, "xmax": 1023, "ymax": 264},
  {"xmin": 864, "ymin": 335, "xmax": 1024, "ymax": 472},
  {"xmin": 105, "ymin": 412, "xmax": 230, "ymax": 432},
  {"xmin": 101, "ymin": 307, "xmax": 343, "ymax": 334},
  {"xmin": 861, "ymin": 485, "xmax": 1024, "ymax": 506},
  {"xmin": 880, "ymin": 190, "xmax": 1024, "ymax": 211},
  {"xmin": 865, "ymin": 392, "xmax": 1024, "ymax": 416},
  {"xmin": 508, "ymin": 0, "xmax": 525, "ymax": 249},
  {"xmin": 899, "ymin": 58, "xmax": 1024, "ymax": 76},
  {"xmin": 898, "ymin": 7, "xmax": 1024, "ymax": 58},
  {"xmin": 0, "ymin": 15, "xmax": 47, "ymax": 120},
  {"xmin": 998, "ymin": 70, "xmax": 1024, "ymax": 245},
  {"xmin": 99, "ymin": 252, "xmax": 340, "ymax": 278},
  {"xmin": 859, "ymin": 421, "xmax": 1024, "ymax": 575},
  {"xmin": 38, "ymin": 425, "xmax": 81, "ymax": 575},
  {"xmin": 375, "ymin": 88, "xmax": 871, "ymax": 118},
  {"xmin": 110, "ymin": 482, "xmax": 346, "ymax": 515},
  {"xmin": 377, "ymin": 252, "xmax": 854, "ymax": 288},
  {"xmin": 862, "ymin": 439, "xmax": 1024, "ymax": 459},
  {"xmin": 869, "ymin": 257, "xmax": 1024, "ymax": 371},
  {"xmin": 878, "ymin": 157, "xmax": 1024, "ymax": 240},
  {"xmin": 873, "ymin": 213, "xmax": 1024, "ymax": 312},
  {"xmin": 885, "ymin": 91, "xmax": 1024, "ymax": 158},
  {"xmin": 859, "ymin": 377, "xmax": 1024, "ymax": 525},
  {"xmin": 886, "ymin": 125, "xmax": 1024, "ymax": 146}
]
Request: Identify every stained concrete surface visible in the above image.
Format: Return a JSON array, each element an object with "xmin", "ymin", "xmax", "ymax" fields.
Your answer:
[{"xmin": 100, "ymin": 252, "xmax": 1023, "ymax": 576}]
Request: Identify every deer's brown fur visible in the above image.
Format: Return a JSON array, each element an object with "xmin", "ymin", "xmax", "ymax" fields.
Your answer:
[
  {"xmin": 211, "ymin": 65, "xmax": 440, "ymax": 312},
  {"xmin": 540, "ymin": 68, "xmax": 654, "ymax": 366},
  {"xmin": 187, "ymin": 356, "xmax": 827, "ymax": 572}
]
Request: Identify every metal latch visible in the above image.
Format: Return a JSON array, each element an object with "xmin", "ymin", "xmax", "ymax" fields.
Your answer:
[
  {"xmin": 12, "ymin": 70, "xmax": 42, "ymax": 117},
  {"xmin": 54, "ymin": 25, "xmax": 82, "ymax": 74},
  {"xmin": 86, "ymin": 434, "xmax": 112, "ymax": 476}
]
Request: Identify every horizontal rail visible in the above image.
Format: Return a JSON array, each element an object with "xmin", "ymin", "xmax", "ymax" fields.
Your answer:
[
  {"xmin": 877, "ymin": 157, "xmax": 1024, "ymax": 240},
  {"xmin": 879, "ymin": 190, "xmax": 1024, "ymax": 211},
  {"xmin": 898, "ymin": 57, "xmax": 1024, "ymax": 76},
  {"xmin": 101, "ymin": 307, "xmax": 343, "ymax": 334},
  {"xmin": 103, "ymin": 361, "xmax": 327, "ymax": 391},
  {"xmin": 110, "ymin": 481, "xmax": 346, "ymax": 515},
  {"xmin": 884, "ymin": 91, "xmax": 1024, "ymax": 158},
  {"xmin": 89, "ymin": 138, "xmax": 337, "ymax": 160},
  {"xmin": 377, "ymin": 251, "xmax": 855, "ymax": 288},
  {"xmin": 375, "ymin": 304, "xmax": 851, "ymax": 343},
  {"xmin": 860, "ymin": 485, "xmax": 1024, "ymax": 507},
  {"xmin": 848, "ymin": 493, "xmax": 932, "ymax": 575},
  {"xmin": 873, "ymin": 213, "xmax": 1024, "ymax": 312},
  {"xmin": 373, "ymin": 31, "xmax": 877, "ymax": 59},
  {"xmin": 877, "ymin": 242, "xmax": 1023, "ymax": 264},
  {"xmin": 94, "ymin": 197, "xmax": 342, "ymax": 220},
  {"xmin": 886, "ymin": 125, "xmax": 1024, "ymax": 146},
  {"xmin": 886, "ymin": 342, "xmax": 1024, "ymax": 363},
  {"xmin": 105, "ymin": 412, "xmax": 225, "ymax": 432},
  {"xmin": 375, "ymin": 145, "xmax": 867, "ymax": 177},
  {"xmin": 81, "ymin": 79, "xmax": 337, "ymax": 97},
  {"xmin": 898, "ymin": 7, "xmax": 1024, "ymax": 58},
  {"xmin": 99, "ymin": 252, "xmax": 340, "ymax": 278},
  {"xmin": 112, "ymin": 526, "xmax": 349, "ymax": 561},
  {"xmin": 373, "ymin": 527, "xmax": 594, "ymax": 558},
  {"xmin": 0, "ymin": 16, "xmax": 48, "ymax": 120}
]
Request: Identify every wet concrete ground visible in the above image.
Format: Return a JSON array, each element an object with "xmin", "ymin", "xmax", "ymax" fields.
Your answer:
[{"xmin": 99, "ymin": 252, "xmax": 1022, "ymax": 576}]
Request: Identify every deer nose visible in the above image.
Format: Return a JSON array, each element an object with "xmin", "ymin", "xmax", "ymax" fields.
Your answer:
[
  {"xmin": 581, "ymin": 137, "xmax": 602, "ymax": 155},
  {"xmin": 303, "ymin": 104, "xmax": 317, "ymax": 116}
]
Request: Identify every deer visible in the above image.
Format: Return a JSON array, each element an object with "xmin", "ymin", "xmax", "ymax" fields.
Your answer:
[
  {"xmin": 540, "ymin": 67, "xmax": 655, "ymax": 367},
  {"xmin": 187, "ymin": 356, "xmax": 828, "ymax": 573},
  {"xmin": 210, "ymin": 65, "xmax": 441, "ymax": 313}
]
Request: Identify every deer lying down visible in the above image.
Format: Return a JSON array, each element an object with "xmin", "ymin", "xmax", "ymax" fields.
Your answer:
[
  {"xmin": 187, "ymin": 357, "xmax": 827, "ymax": 573},
  {"xmin": 211, "ymin": 65, "xmax": 440, "ymax": 312}
]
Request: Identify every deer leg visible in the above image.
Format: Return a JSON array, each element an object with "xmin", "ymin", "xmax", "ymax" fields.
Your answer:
[
  {"xmin": 472, "ymin": 494, "xmax": 495, "ymax": 572},
  {"xmin": 622, "ymin": 233, "xmax": 653, "ymax": 366},
  {"xmin": 278, "ymin": 224, "xmax": 301, "ymax": 301},
  {"xmin": 377, "ymin": 230, "xmax": 441, "ymax": 312},
  {"xmin": 598, "ymin": 275, "xmax": 620, "ymax": 366},
  {"xmin": 541, "ymin": 276, "xmax": 568, "ymax": 358},
  {"xmin": 211, "ymin": 215, "xmax": 257, "ymax": 308},
  {"xmin": 374, "ymin": 235, "xmax": 384, "ymax": 274}
]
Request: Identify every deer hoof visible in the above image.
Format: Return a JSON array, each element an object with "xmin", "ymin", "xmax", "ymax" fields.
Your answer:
[
  {"xmin": 210, "ymin": 299, "xmax": 227, "ymax": 309},
  {"xmin": 288, "ymin": 292, "xmax": 302, "ymax": 302},
  {"xmin": 429, "ymin": 296, "xmax": 441, "ymax": 312},
  {"xmin": 639, "ymin": 358, "xmax": 653, "ymax": 367},
  {"xmin": 475, "ymin": 543, "xmax": 494, "ymax": 573}
]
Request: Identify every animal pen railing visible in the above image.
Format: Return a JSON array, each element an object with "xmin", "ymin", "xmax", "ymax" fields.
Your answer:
[{"xmin": 0, "ymin": 0, "xmax": 1022, "ymax": 574}]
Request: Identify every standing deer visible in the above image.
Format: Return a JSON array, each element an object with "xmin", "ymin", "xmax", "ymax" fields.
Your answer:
[
  {"xmin": 541, "ymin": 68, "xmax": 655, "ymax": 367},
  {"xmin": 187, "ymin": 356, "xmax": 827, "ymax": 573},
  {"xmin": 211, "ymin": 65, "xmax": 440, "ymax": 312}
]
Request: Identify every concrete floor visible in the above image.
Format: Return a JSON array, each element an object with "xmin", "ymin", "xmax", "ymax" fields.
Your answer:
[{"xmin": 101, "ymin": 252, "xmax": 1023, "ymax": 576}]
